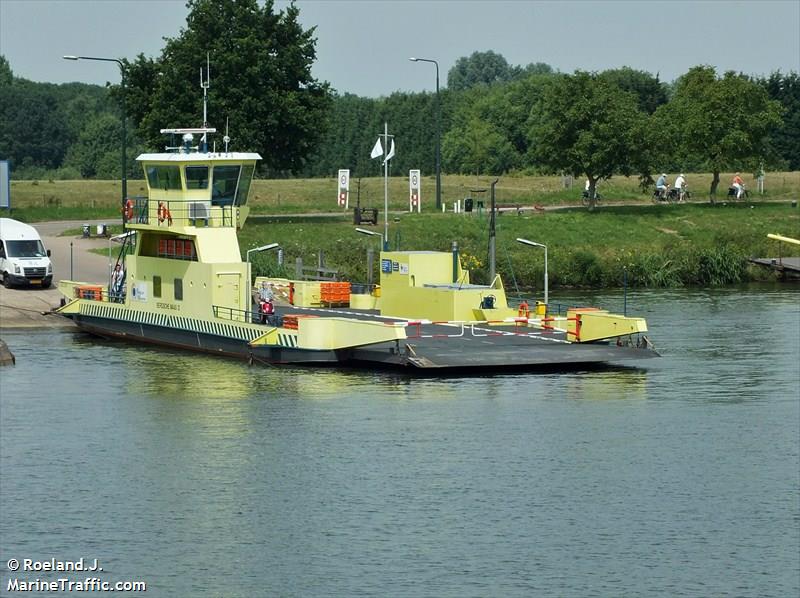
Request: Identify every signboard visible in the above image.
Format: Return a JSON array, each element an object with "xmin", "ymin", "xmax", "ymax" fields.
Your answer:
[
  {"xmin": 409, "ymin": 169, "xmax": 421, "ymax": 213},
  {"xmin": 381, "ymin": 259, "xmax": 392, "ymax": 273},
  {"xmin": 337, "ymin": 169, "xmax": 350, "ymax": 208},
  {"xmin": 0, "ymin": 160, "xmax": 10, "ymax": 209}
]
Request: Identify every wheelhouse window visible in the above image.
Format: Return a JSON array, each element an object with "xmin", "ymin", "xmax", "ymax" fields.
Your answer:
[
  {"xmin": 235, "ymin": 165, "xmax": 254, "ymax": 206},
  {"xmin": 146, "ymin": 165, "xmax": 182, "ymax": 191},
  {"xmin": 153, "ymin": 276, "xmax": 162, "ymax": 298},
  {"xmin": 211, "ymin": 165, "xmax": 240, "ymax": 206},
  {"xmin": 174, "ymin": 278, "xmax": 183, "ymax": 301},
  {"xmin": 185, "ymin": 166, "xmax": 209, "ymax": 189}
]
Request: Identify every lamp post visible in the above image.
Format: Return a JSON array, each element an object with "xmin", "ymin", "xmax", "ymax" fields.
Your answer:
[
  {"xmin": 355, "ymin": 227, "xmax": 384, "ymax": 246},
  {"xmin": 247, "ymin": 243, "xmax": 280, "ymax": 286},
  {"xmin": 516, "ymin": 238, "xmax": 548, "ymax": 306},
  {"xmin": 63, "ymin": 55, "xmax": 127, "ymax": 228},
  {"xmin": 247, "ymin": 243, "xmax": 280, "ymax": 265},
  {"xmin": 356, "ymin": 227, "xmax": 384, "ymax": 286},
  {"xmin": 409, "ymin": 57, "xmax": 441, "ymax": 210}
]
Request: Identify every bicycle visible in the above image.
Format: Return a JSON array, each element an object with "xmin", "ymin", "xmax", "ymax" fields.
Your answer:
[
  {"xmin": 581, "ymin": 189, "xmax": 602, "ymax": 206},
  {"xmin": 727, "ymin": 185, "xmax": 749, "ymax": 200}
]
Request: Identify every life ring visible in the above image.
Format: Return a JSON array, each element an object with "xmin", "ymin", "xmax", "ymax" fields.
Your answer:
[
  {"xmin": 157, "ymin": 202, "xmax": 172, "ymax": 225},
  {"xmin": 123, "ymin": 199, "xmax": 134, "ymax": 221},
  {"xmin": 518, "ymin": 301, "xmax": 529, "ymax": 318}
]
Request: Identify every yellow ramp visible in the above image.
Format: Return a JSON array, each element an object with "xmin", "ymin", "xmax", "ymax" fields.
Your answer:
[
  {"xmin": 566, "ymin": 309, "xmax": 648, "ymax": 342},
  {"xmin": 298, "ymin": 317, "xmax": 406, "ymax": 350}
]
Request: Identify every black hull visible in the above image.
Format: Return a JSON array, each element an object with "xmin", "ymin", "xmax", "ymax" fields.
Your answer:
[
  {"xmin": 68, "ymin": 313, "xmax": 340, "ymax": 365},
  {"xmin": 64, "ymin": 312, "xmax": 657, "ymax": 373}
]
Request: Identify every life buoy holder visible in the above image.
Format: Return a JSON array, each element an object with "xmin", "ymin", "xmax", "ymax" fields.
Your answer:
[
  {"xmin": 123, "ymin": 199, "xmax": 134, "ymax": 221},
  {"xmin": 157, "ymin": 202, "xmax": 173, "ymax": 225},
  {"xmin": 518, "ymin": 301, "xmax": 530, "ymax": 318}
]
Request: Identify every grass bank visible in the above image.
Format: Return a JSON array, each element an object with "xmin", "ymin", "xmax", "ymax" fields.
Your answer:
[
  {"xmin": 240, "ymin": 202, "xmax": 800, "ymax": 290},
  {"xmin": 9, "ymin": 175, "xmax": 800, "ymax": 291},
  {"xmin": 8, "ymin": 171, "xmax": 800, "ymax": 221}
]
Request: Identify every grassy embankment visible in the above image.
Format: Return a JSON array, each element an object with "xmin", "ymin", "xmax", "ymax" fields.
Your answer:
[
  {"xmin": 239, "ymin": 202, "xmax": 800, "ymax": 290},
  {"xmin": 8, "ymin": 173, "xmax": 800, "ymax": 289}
]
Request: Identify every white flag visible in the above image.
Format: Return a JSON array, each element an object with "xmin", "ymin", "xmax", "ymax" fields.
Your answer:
[
  {"xmin": 370, "ymin": 138, "xmax": 383, "ymax": 159},
  {"xmin": 383, "ymin": 139, "xmax": 395, "ymax": 164}
]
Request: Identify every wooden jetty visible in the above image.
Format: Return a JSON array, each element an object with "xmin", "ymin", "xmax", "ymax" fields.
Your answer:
[{"xmin": 750, "ymin": 234, "xmax": 800, "ymax": 279}]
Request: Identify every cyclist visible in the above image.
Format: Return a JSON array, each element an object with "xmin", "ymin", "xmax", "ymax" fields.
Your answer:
[
  {"xmin": 655, "ymin": 173, "xmax": 669, "ymax": 199},
  {"xmin": 731, "ymin": 173, "xmax": 745, "ymax": 199},
  {"xmin": 672, "ymin": 173, "xmax": 687, "ymax": 202}
]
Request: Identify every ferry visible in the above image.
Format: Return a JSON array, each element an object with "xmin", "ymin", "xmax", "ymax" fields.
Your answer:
[{"xmin": 56, "ymin": 90, "xmax": 657, "ymax": 371}]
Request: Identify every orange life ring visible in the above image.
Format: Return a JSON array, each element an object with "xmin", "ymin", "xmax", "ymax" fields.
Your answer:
[
  {"xmin": 157, "ymin": 202, "xmax": 172, "ymax": 225},
  {"xmin": 518, "ymin": 301, "xmax": 530, "ymax": 318},
  {"xmin": 123, "ymin": 199, "xmax": 134, "ymax": 221}
]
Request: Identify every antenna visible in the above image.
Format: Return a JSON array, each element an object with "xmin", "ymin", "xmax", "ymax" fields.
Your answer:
[
  {"xmin": 200, "ymin": 52, "xmax": 210, "ymax": 129},
  {"xmin": 200, "ymin": 53, "xmax": 210, "ymax": 152},
  {"xmin": 224, "ymin": 117, "xmax": 231, "ymax": 153}
]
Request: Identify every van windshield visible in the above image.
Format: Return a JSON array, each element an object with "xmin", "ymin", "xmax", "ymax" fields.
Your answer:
[{"xmin": 6, "ymin": 240, "xmax": 47, "ymax": 258}]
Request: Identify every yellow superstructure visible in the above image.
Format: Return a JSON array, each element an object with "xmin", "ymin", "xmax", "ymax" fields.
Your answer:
[{"xmin": 377, "ymin": 251, "xmax": 517, "ymax": 321}]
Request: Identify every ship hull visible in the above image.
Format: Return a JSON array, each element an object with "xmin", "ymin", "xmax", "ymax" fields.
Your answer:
[{"xmin": 63, "ymin": 311, "xmax": 657, "ymax": 372}]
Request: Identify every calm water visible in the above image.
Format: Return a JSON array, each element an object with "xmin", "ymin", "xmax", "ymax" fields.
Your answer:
[{"xmin": 1, "ymin": 287, "xmax": 798, "ymax": 597}]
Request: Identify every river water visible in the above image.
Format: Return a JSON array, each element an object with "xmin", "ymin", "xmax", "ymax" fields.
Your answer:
[{"xmin": 1, "ymin": 286, "xmax": 798, "ymax": 597}]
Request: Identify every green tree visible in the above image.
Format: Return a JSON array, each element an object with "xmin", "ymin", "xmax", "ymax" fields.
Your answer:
[
  {"xmin": 447, "ymin": 50, "xmax": 515, "ymax": 91},
  {"xmin": 528, "ymin": 71, "xmax": 650, "ymax": 209},
  {"xmin": 0, "ymin": 55, "xmax": 12, "ymax": 87},
  {"xmin": 599, "ymin": 67, "xmax": 668, "ymax": 114},
  {"xmin": 442, "ymin": 115, "xmax": 517, "ymax": 175},
  {"xmin": 0, "ymin": 81, "xmax": 72, "ymax": 170},
  {"xmin": 652, "ymin": 66, "xmax": 783, "ymax": 197},
  {"xmin": 124, "ymin": 0, "xmax": 331, "ymax": 175},
  {"xmin": 64, "ymin": 114, "xmax": 144, "ymax": 179},
  {"xmin": 758, "ymin": 71, "xmax": 800, "ymax": 170}
]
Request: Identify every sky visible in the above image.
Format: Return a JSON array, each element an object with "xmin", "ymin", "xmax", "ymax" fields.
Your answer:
[{"xmin": 1, "ymin": 0, "xmax": 798, "ymax": 96}]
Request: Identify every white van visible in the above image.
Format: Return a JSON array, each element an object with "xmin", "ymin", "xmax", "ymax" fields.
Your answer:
[{"xmin": 0, "ymin": 218, "xmax": 53, "ymax": 288}]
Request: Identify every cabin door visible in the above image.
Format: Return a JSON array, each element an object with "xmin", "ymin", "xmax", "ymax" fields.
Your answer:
[{"xmin": 215, "ymin": 272, "xmax": 243, "ymax": 318}]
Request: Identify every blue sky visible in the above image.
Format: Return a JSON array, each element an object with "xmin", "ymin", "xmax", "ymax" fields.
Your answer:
[{"xmin": 1, "ymin": 0, "xmax": 798, "ymax": 96}]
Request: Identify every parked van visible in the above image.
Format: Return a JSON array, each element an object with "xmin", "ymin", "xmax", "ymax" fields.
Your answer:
[{"xmin": 0, "ymin": 218, "xmax": 53, "ymax": 288}]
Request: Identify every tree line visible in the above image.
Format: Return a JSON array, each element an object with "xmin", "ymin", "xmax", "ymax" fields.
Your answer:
[{"xmin": 0, "ymin": 0, "xmax": 797, "ymax": 201}]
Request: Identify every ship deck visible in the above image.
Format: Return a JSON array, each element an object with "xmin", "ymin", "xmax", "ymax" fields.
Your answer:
[{"xmin": 270, "ymin": 304, "xmax": 657, "ymax": 370}]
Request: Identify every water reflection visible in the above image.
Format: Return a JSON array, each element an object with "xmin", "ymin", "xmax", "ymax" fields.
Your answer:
[{"xmin": 562, "ymin": 369, "xmax": 649, "ymax": 402}]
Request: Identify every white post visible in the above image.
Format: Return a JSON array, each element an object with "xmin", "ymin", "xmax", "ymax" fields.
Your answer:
[{"xmin": 383, "ymin": 122, "xmax": 389, "ymax": 251}]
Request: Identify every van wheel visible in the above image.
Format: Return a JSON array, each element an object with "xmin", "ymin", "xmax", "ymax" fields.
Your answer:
[
  {"xmin": 41, "ymin": 280, "xmax": 51, "ymax": 289},
  {"xmin": 2, "ymin": 273, "xmax": 10, "ymax": 288}
]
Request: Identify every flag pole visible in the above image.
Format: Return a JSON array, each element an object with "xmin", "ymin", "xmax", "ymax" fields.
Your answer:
[{"xmin": 383, "ymin": 122, "xmax": 389, "ymax": 251}]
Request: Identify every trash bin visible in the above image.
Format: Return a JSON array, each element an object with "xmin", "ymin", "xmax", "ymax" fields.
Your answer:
[
  {"xmin": 464, "ymin": 198, "xmax": 474, "ymax": 212},
  {"xmin": 82, "ymin": 224, "xmax": 90, "ymax": 238},
  {"xmin": 96, "ymin": 223, "xmax": 107, "ymax": 237}
]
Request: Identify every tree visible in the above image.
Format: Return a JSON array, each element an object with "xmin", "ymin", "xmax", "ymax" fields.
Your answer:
[
  {"xmin": 442, "ymin": 115, "xmax": 517, "ymax": 175},
  {"xmin": 758, "ymin": 71, "xmax": 800, "ymax": 170},
  {"xmin": 64, "ymin": 114, "xmax": 144, "ymax": 179},
  {"xmin": 124, "ymin": 0, "xmax": 332, "ymax": 175},
  {"xmin": 652, "ymin": 66, "xmax": 783, "ymax": 197},
  {"xmin": 0, "ymin": 55, "xmax": 12, "ymax": 87},
  {"xmin": 528, "ymin": 71, "xmax": 650, "ymax": 209},
  {"xmin": 0, "ymin": 81, "xmax": 72, "ymax": 170},
  {"xmin": 599, "ymin": 67, "xmax": 668, "ymax": 114},
  {"xmin": 447, "ymin": 50, "xmax": 514, "ymax": 91}
]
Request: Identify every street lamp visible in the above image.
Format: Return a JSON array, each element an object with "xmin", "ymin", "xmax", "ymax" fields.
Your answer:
[
  {"xmin": 516, "ymin": 238, "xmax": 548, "ymax": 306},
  {"xmin": 63, "ymin": 55, "xmax": 127, "ymax": 229},
  {"xmin": 355, "ymin": 227, "xmax": 384, "ymax": 245},
  {"xmin": 246, "ymin": 243, "xmax": 280, "ymax": 265},
  {"xmin": 409, "ymin": 57, "xmax": 441, "ymax": 210},
  {"xmin": 356, "ymin": 227, "xmax": 384, "ymax": 286}
]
